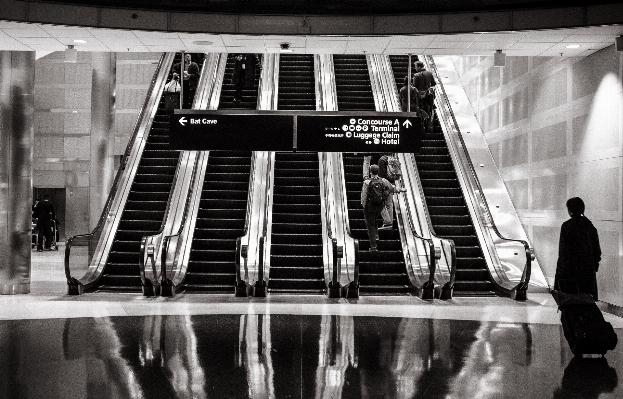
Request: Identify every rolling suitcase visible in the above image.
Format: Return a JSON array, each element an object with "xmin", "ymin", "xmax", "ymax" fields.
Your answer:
[{"xmin": 552, "ymin": 290, "xmax": 618, "ymax": 356}]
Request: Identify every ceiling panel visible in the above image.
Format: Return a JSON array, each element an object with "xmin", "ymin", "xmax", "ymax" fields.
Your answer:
[
  {"xmin": 387, "ymin": 36, "xmax": 436, "ymax": 47},
  {"xmin": 383, "ymin": 48, "xmax": 426, "ymax": 55},
  {"xmin": 428, "ymin": 41, "xmax": 472, "ymax": 49},
  {"xmin": 519, "ymin": 32, "xmax": 569, "ymax": 42},
  {"xmin": 509, "ymin": 42, "xmax": 554, "ymax": 50},
  {"xmin": 0, "ymin": 37, "xmax": 32, "ymax": 50},
  {"xmin": 1, "ymin": 27, "xmax": 50, "ymax": 38},
  {"xmin": 432, "ymin": 33, "xmax": 481, "ymax": 42},
  {"xmin": 562, "ymin": 34, "xmax": 614, "ymax": 43},
  {"xmin": 467, "ymin": 41, "xmax": 514, "ymax": 50},
  {"xmin": 132, "ymin": 31, "xmax": 181, "ymax": 40},
  {"xmin": 39, "ymin": 27, "xmax": 94, "ymax": 38}
]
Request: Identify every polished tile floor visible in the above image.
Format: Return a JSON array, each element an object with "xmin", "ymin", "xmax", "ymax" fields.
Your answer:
[{"xmin": 0, "ymin": 245, "xmax": 621, "ymax": 398}]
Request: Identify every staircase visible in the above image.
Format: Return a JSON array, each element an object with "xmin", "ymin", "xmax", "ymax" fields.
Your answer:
[
  {"xmin": 97, "ymin": 90, "xmax": 180, "ymax": 292},
  {"xmin": 388, "ymin": 56, "xmax": 495, "ymax": 296},
  {"xmin": 334, "ymin": 54, "xmax": 411, "ymax": 295},
  {"xmin": 268, "ymin": 54, "xmax": 323, "ymax": 294},
  {"xmin": 183, "ymin": 151, "xmax": 252, "ymax": 293}
]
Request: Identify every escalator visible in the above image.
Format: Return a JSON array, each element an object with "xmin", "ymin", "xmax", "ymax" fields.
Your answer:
[
  {"xmin": 218, "ymin": 54, "xmax": 260, "ymax": 110},
  {"xmin": 388, "ymin": 55, "xmax": 494, "ymax": 296},
  {"xmin": 334, "ymin": 55, "xmax": 411, "ymax": 295},
  {"xmin": 268, "ymin": 54, "xmax": 324, "ymax": 294},
  {"xmin": 94, "ymin": 55, "xmax": 184, "ymax": 292},
  {"xmin": 182, "ymin": 56, "xmax": 260, "ymax": 292}
]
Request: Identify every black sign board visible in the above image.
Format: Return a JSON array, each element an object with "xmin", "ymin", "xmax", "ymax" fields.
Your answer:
[
  {"xmin": 296, "ymin": 115, "xmax": 422, "ymax": 152},
  {"xmin": 169, "ymin": 112, "xmax": 293, "ymax": 151},
  {"xmin": 169, "ymin": 111, "xmax": 422, "ymax": 152}
]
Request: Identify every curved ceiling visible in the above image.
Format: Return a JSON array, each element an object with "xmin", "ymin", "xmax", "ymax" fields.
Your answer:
[{"xmin": 0, "ymin": 20, "xmax": 620, "ymax": 57}]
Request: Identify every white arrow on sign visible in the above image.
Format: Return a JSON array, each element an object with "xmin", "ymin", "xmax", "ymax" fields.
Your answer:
[
  {"xmin": 179, "ymin": 117, "xmax": 187, "ymax": 126},
  {"xmin": 402, "ymin": 119, "xmax": 412, "ymax": 128}
]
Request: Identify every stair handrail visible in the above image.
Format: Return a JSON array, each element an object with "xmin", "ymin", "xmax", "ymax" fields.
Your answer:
[
  {"xmin": 65, "ymin": 52, "xmax": 175, "ymax": 293},
  {"xmin": 424, "ymin": 55, "xmax": 534, "ymax": 295},
  {"xmin": 137, "ymin": 53, "xmax": 214, "ymax": 291}
]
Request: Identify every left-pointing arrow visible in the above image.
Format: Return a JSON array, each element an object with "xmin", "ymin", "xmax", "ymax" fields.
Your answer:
[{"xmin": 179, "ymin": 117, "xmax": 187, "ymax": 126}]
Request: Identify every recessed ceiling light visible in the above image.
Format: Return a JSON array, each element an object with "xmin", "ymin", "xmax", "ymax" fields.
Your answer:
[
  {"xmin": 566, "ymin": 44, "xmax": 580, "ymax": 49},
  {"xmin": 73, "ymin": 39, "xmax": 87, "ymax": 44},
  {"xmin": 192, "ymin": 40, "xmax": 213, "ymax": 46}
]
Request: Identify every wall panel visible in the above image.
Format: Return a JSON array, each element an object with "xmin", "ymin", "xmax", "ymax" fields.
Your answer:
[{"xmin": 455, "ymin": 45, "xmax": 623, "ymax": 306}]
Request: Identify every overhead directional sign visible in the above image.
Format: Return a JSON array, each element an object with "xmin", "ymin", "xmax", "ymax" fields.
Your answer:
[
  {"xmin": 169, "ymin": 112, "xmax": 294, "ymax": 151},
  {"xmin": 296, "ymin": 115, "xmax": 422, "ymax": 152},
  {"xmin": 169, "ymin": 111, "xmax": 422, "ymax": 152}
]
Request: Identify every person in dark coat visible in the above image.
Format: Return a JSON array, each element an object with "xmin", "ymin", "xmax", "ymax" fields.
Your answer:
[
  {"xmin": 173, "ymin": 53, "xmax": 200, "ymax": 108},
  {"xmin": 413, "ymin": 61, "xmax": 436, "ymax": 132},
  {"xmin": 554, "ymin": 197, "xmax": 602, "ymax": 300},
  {"xmin": 399, "ymin": 75, "xmax": 421, "ymax": 114},
  {"xmin": 35, "ymin": 195, "xmax": 55, "ymax": 251},
  {"xmin": 231, "ymin": 54, "xmax": 261, "ymax": 104}
]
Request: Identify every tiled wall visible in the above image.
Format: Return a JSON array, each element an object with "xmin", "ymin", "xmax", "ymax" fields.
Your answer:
[
  {"xmin": 453, "ymin": 46, "xmax": 623, "ymax": 306},
  {"xmin": 34, "ymin": 52, "xmax": 160, "ymax": 239}
]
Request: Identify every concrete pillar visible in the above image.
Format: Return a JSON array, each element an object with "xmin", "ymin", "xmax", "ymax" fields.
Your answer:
[
  {"xmin": 89, "ymin": 53, "xmax": 116, "ymax": 230},
  {"xmin": 0, "ymin": 51, "xmax": 35, "ymax": 294}
]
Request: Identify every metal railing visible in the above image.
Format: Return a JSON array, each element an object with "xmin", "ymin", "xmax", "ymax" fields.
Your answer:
[
  {"xmin": 64, "ymin": 52, "xmax": 175, "ymax": 294},
  {"xmin": 424, "ymin": 55, "xmax": 534, "ymax": 299}
]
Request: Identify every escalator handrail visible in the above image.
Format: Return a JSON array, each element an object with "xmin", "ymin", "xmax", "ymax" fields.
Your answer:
[
  {"xmin": 160, "ymin": 153, "xmax": 201, "ymax": 285},
  {"xmin": 404, "ymin": 152, "xmax": 457, "ymax": 288},
  {"xmin": 370, "ymin": 53, "xmax": 451, "ymax": 290},
  {"xmin": 236, "ymin": 150, "xmax": 258, "ymax": 287},
  {"xmin": 425, "ymin": 56, "xmax": 533, "ymax": 290},
  {"xmin": 65, "ymin": 52, "xmax": 173, "ymax": 286},
  {"xmin": 319, "ymin": 152, "xmax": 338, "ymax": 288},
  {"xmin": 138, "ymin": 54, "xmax": 210, "ymax": 287},
  {"xmin": 258, "ymin": 151, "xmax": 274, "ymax": 284}
]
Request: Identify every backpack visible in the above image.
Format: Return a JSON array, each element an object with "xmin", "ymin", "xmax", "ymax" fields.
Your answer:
[
  {"xmin": 367, "ymin": 178, "xmax": 386, "ymax": 206},
  {"xmin": 386, "ymin": 156, "xmax": 402, "ymax": 180}
]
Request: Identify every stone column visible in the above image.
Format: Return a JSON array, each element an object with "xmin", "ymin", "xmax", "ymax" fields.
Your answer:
[
  {"xmin": 0, "ymin": 51, "xmax": 35, "ymax": 294},
  {"xmin": 89, "ymin": 52, "xmax": 116, "ymax": 230}
]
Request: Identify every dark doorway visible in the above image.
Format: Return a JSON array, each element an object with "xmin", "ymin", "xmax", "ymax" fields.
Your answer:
[{"xmin": 33, "ymin": 188, "xmax": 66, "ymax": 242}]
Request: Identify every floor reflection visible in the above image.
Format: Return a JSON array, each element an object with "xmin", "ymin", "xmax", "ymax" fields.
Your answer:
[{"xmin": 0, "ymin": 314, "xmax": 621, "ymax": 398}]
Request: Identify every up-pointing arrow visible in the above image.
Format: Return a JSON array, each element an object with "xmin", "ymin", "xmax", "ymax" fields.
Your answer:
[
  {"xmin": 403, "ymin": 119, "xmax": 412, "ymax": 128},
  {"xmin": 179, "ymin": 117, "xmax": 187, "ymax": 126}
]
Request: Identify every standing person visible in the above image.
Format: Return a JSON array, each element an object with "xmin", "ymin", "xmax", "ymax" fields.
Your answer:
[
  {"xmin": 362, "ymin": 153, "xmax": 381, "ymax": 180},
  {"xmin": 231, "ymin": 54, "xmax": 261, "ymax": 105},
  {"xmin": 361, "ymin": 165, "xmax": 406, "ymax": 251},
  {"xmin": 413, "ymin": 61, "xmax": 436, "ymax": 132},
  {"xmin": 173, "ymin": 53, "xmax": 199, "ymax": 108},
  {"xmin": 399, "ymin": 75, "xmax": 422, "ymax": 115},
  {"xmin": 35, "ymin": 195, "xmax": 55, "ymax": 251},
  {"xmin": 554, "ymin": 197, "xmax": 602, "ymax": 300},
  {"xmin": 377, "ymin": 154, "xmax": 399, "ymax": 230}
]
